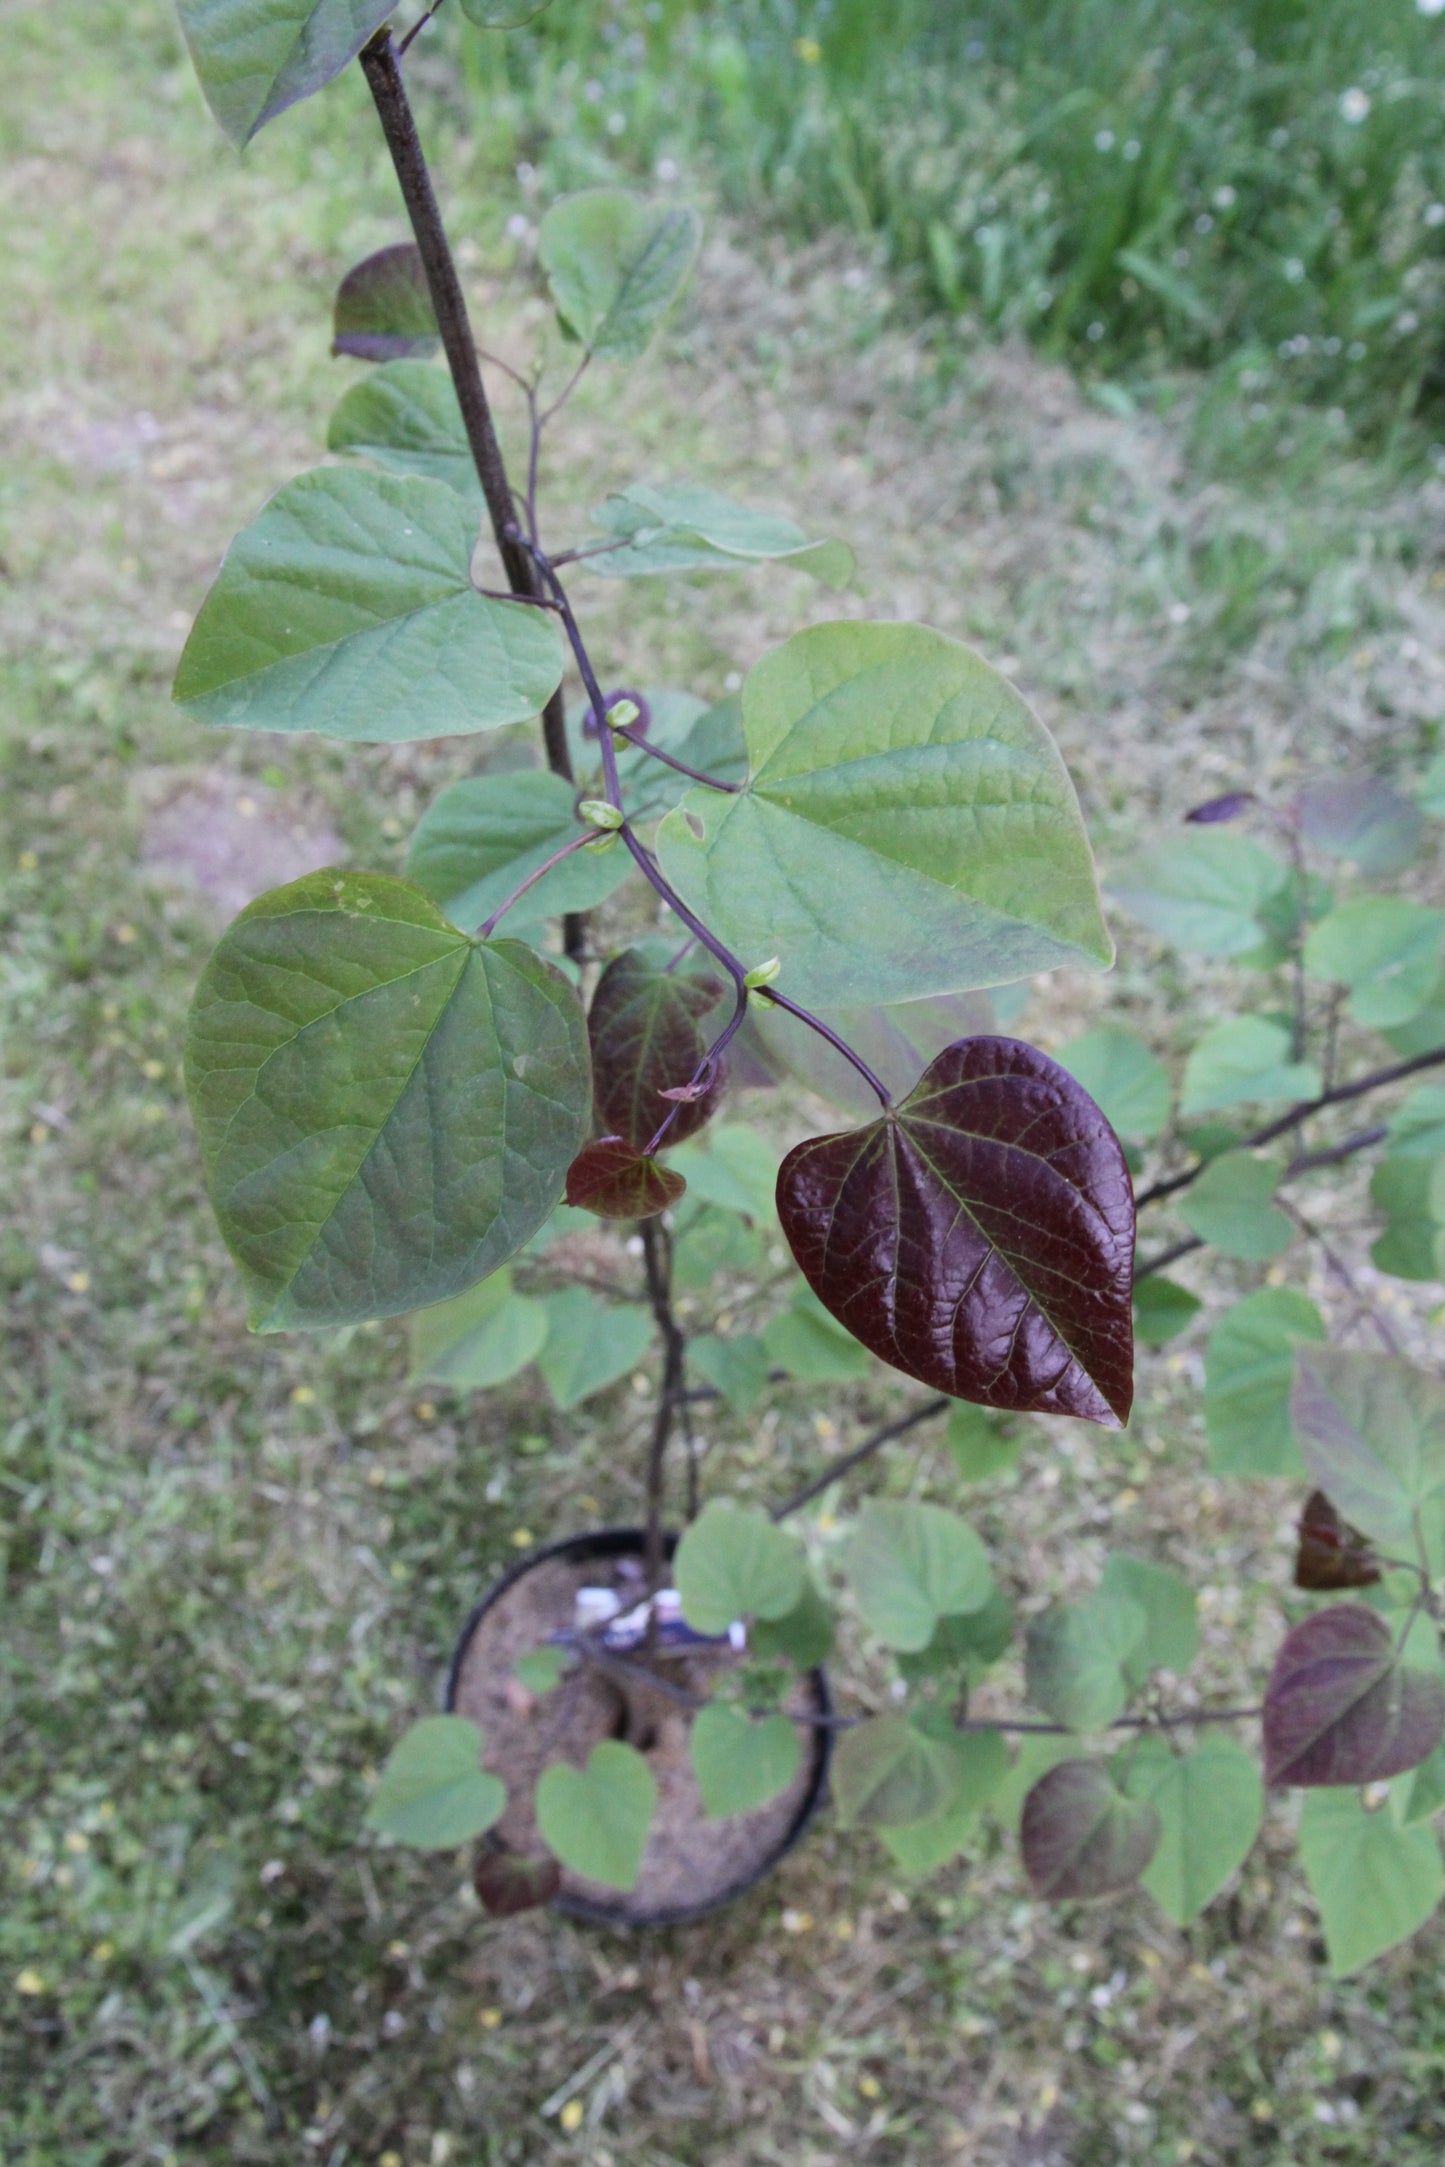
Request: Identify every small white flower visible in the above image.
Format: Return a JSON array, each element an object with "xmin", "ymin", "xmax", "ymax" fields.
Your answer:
[
  {"xmin": 1095, "ymin": 128, "xmax": 1115, "ymax": 151},
  {"xmin": 506, "ymin": 213, "xmax": 530, "ymax": 240},
  {"xmin": 1214, "ymin": 185, "xmax": 1237, "ymax": 209},
  {"xmin": 1339, "ymin": 87, "xmax": 1371, "ymax": 124}
]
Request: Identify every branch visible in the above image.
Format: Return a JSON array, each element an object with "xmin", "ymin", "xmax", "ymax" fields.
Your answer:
[
  {"xmin": 640, "ymin": 1219, "xmax": 686, "ymax": 1598},
  {"xmin": 1134, "ymin": 1046, "xmax": 1444, "ymax": 1211},
  {"xmin": 772, "ymin": 1398, "xmax": 951, "ymax": 1521},
  {"xmin": 358, "ymin": 30, "xmax": 582, "ymax": 960}
]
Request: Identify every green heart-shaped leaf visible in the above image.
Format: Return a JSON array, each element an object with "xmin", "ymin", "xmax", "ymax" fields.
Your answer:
[
  {"xmin": 366, "ymin": 1716, "xmax": 505, "ymax": 1849},
  {"xmin": 535, "ymin": 1742, "xmax": 657, "ymax": 1891}
]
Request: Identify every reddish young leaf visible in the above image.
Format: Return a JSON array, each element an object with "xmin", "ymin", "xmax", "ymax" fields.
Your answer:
[
  {"xmin": 776, "ymin": 1037, "xmax": 1135, "ymax": 1425},
  {"xmin": 565, "ymin": 1137, "xmax": 685, "ymax": 1220},
  {"xmin": 1294, "ymin": 1491, "xmax": 1381, "ymax": 1593},
  {"xmin": 332, "ymin": 245, "xmax": 439, "ymax": 361},
  {"xmin": 1021, "ymin": 1759, "xmax": 1160, "ymax": 1900},
  {"xmin": 1185, "ymin": 792, "xmax": 1256, "ymax": 826},
  {"xmin": 1262, "ymin": 1605, "xmax": 1445, "ymax": 1788},
  {"xmin": 473, "ymin": 1847, "xmax": 562, "ymax": 1918},
  {"xmin": 588, "ymin": 948, "xmax": 726, "ymax": 1152}
]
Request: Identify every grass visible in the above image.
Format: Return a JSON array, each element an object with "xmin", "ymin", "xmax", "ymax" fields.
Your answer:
[
  {"xmin": 4, "ymin": 2, "xmax": 1445, "ymax": 2163},
  {"xmin": 460, "ymin": 0, "xmax": 1445, "ymax": 458}
]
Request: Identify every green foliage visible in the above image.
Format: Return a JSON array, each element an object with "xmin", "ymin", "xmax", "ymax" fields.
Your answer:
[
  {"xmin": 1021, "ymin": 1758, "xmax": 1160, "ymax": 1901},
  {"xmin": 878, "ymin": 1730, "xmax": 1008, "ymax": 1874},
  {"xmin": 588, "ymin": 479, "xmax": 853, "ymax": 587},
  {"xmin": 842, "ymin": 1499, "xmax": 992, "ymax": 1654},
  {"xmin": 1025, "ymin": 1593, "xmax": 1148, "ymax": 1732},
  {"xmin": 674, "ymin": 1500, "xmax": 804, "ymax": 1634},
  {"xmin": 1110, "ymin": 833, "xmax": 1287, "ymax": 958},
  {"xmin": 365, "ymin": 1716, "xmax": 505, "ymax": 1848},
  {"xmin": 1291, "ymin": 1350, "xmax": 1445, "ymax": 1559},
  {"xmin": 762, "ymin": 1288, "xmax": 871, "ymax": 1383},
  {"xmin": 749, "ymin": 1575, "xmax": 835, "ymax": 1668},
  {"xmin": 538, "ymin": 188, "xmax": 701, "ymax": 361},
  {"xmin": 943, "ymin": 1404, "xmax": 1023, "ymax": 1484},
  {"xmin": 1370, "ymin": 1156, "xmax": 1445, "ymax": 1281},
  {"xmin": 667, "ymin": 1123, "xmax": 777, "ymax": 1222},
  {"xmin": 1118, "ymin": 1734, "xmax": 1263, "ymax": 1926},
  {"xmin": 534, "ymin": 1287, "xmax": 653, "ymax": 1408},
  {"xmin": 1099, "ymin": 1555, "xmax": 1199, "ymax": 1682},
  {"xmin": 176, "ymin": 0, "xmax": 392, "ymax": 146},
  {"xmin": 686, "ymin": 1331, "xmax": 770, "ymax": 1416},
  {"xmin": 1132, "ymin": 1275, "xmax": 1202, "ymax": 1346},
  {"xmin": 1203, "ymin": 1289, "xmax": 1325, "ymax": 1477},
  {"xmin": 656, "ymin": 620, "xmax": 1111, "ymax": 1007},
  {"xmin": 1180, "ymin": 1016, "xmax": 1320, "ymax": 1116},
  {"xmin": 327, "ymin": 361, "xmax": 476, "ymax": 494},
  {"xmin": 461, "ymin": 0, "xmax": 553, "ymax": 26},
  {"xmin": 1057, "ymin": 1027, "xmax": 1171, "ymax": 1142},
  {"xmin": 183, "ymin": 874, "xmax": 591, "ymax": 1329},
  {"xmin": 172, "ymin": 470, "xmax": 564, "ymax": 741},
  {"xmin": 1176, "ymin": 1150, "xmax": 1293, "ymax": 1261},
  {"xmin": 515, "ymin": 1645, "xmax": 569, "ymax": 1693},
  {"xmin": 830, "ymin": 1713, "xmax": 966, "ymax": 1828},
  {"xmin": 408, "ymin": 1268, "xmax": 548, "ymax": 1390},
  {"xmin": 1387, "ymin": 1086, "xmax": 1445, "ymax": 1159},
  {"xmin": 1304, "ymin": 899, "xmax": 1445, "ymax": 1030},
  {"xmin": 406, "ymin": 771, "xmax": 631, "ymax": 932},
  {"xmin": 535, "ymin": 1740, "xmax": 657, "ymax": 1890},
  {"xmin": 688, "ymin": 1704, "xmax": 801, "ymax": 1817},
  {"xmin": 1299, "ymin": 1788, "xmax": 1445, "ymax": 1978}
]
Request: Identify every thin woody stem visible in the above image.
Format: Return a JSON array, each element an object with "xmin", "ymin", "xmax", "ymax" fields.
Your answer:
[
  {"xmin": 610, "ymin": 723, "xmax": 742, "ymax": 793},
  {"xmin": 358, "ymin": 30, "xmax": 584, "ymax": 960},
  {"xmin": 640, "ymin": 1219, "xmax": 686, "ymax": 1599},
  {"xmin": 754, "ymin": 987, "xmax": 892, "ymax": 1109},
  {"xmin": 643, "ymin": 985, "xmax": 749, "ymax": 1157}
]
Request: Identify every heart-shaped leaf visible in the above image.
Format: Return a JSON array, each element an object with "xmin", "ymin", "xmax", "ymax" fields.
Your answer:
[
  {"xmin": 1117, "ymin": 1734, "xmax": 1263, "ymax": 1925},
  {"xmin": 328, "ymin": 362, "xmax": 476, "ymax": 494},
  {"xmin": 777, "ymin": 1037, "xmax": 1135, "ymax": 1424},
  {"xmin": 1109, "ymin": 832, "xmax": 1289, "ymax": 958},
  {"xmin": 843, "ymin": 1500, "xmax": 992, "ymax": 1653},
  {"xmin": 366, "ymin": 1716, "xmax": 505, "ymax": 1849},
  {"xmin": 535, "ymin": 1741, "xmax": 656, "ymax": 1891},
  {"xmin": 1203, "ymin": 1289, "xmax": 1325, "ymax": 1478},
  {"xmin": 1299, "ymin": 1787, "xmax": 1445, "ymax": 1977},
  {"xmin": 762, "ymin": 1290, "xmax": 871, "ymax": 1383},
  {"xmin": 408, "ymin": 1268, "xmax": 548, "ymax": 1392},
  {"xmin": 331, "ymin": 245, "xmax": 440, "ymax": 362},
  {"xmin": 534, "ymin": 1288, "xmax": 652, "ymax": 1409},
  {"xmin": 177, "ymin": 0, "xmax": 393, "ymax": 147},
  {"xmin": 588, "ymin": 479, "xmax": 852, "ymax": 588},
  {"xmin": 1262, "ymin": 1604, "xmax": 1445, "ymax": 1788},
  {"xmin": 173, "ymin": 469, "xmax": 564, "ymax": 743},
  {"xmin": 565, "ymin": 1137, "xmax": 685, "ymax": 1220},
  {"xmin": 1180, "ymin": 1017, "xmax": 1321, "ymax": 1116},
  {"xmin": 687, "ymin": 1332, "xmax": 771, "ymax": 1418},
  {"xmin": 1021, "ymin": 1759, "xmax": 1160, "ymax": 1900},
  {"xmin": 877, "ymin": 1730, "xmax": 1009, "ymax": 1875},
  {"xmin": 407, "ymin": 771, "xmax": 633, "ymax": 934},
  {"xmin": 688, "ymin": 1704, "xmax": 802, "ymax": 1818},
  {"xmin": 1025, "ymin": 1594, "xmax": 1149, "ymax": 1731},
  {"xmin": 1370, "ymin": 1155, "xmax": 1445, "ymax": 1281},
  {"xmin": 588, "ymin": 947, "xmax": 726, "ymax": 1152},
  {"xmin": 1291, "ymin": 1350, "xmax": 1445, "ymax": 1554},
  {"xmin": 473, "ymin": 1848, "xmax": 563, "ymax": 1918},
  {"xmin": 1099, "ymin": 1555, "xmax": 1199, "ymax": 1682},
  {"xmin": 831, "ymin": 1714, "xmax": 967, "ymax": 1829},
  {"xmin": 1056, "ymin": 1028, "xmax": 1171, "ymax": 1143},
  {"xmin": 538, "ymin": 189, "xmax": 701, "ymax": 363},
  {"xmin": 667, "ymin": 1124, "xmax": 778, "ymax": 1223},
  {"xmin": 656, "ymin": 622, "xmax": 1112, "ymax": 1008},
  {"xmin": 1304, "ymin": 898, "xmax": 1445, "ymax": 1029},
  {"xmin": 749, "ymin": 1575, "xmax": 835, "ymax": 1668},
  {"xmin": 1132, "ymin": 1275, "xmax": 1202, "ymax": 1347},
  {"xmin": 673, "ymin": 1500, "xmax": 804, "ymax": 1635},
  {"xmin": 184, "ymin": 873, "xmax": 591, "ymax": 1330},
  {"xmin": 1177, "ymin": 1150, "xmax": 1294, "ymax": 1261},
  {"xmin": 1294, "ymin": 775, "xmax": 1423, "ymax": 875},
  {"xmin": 1294, "ymin": 1491, "xmax": 1382, "ymax": 1592}
]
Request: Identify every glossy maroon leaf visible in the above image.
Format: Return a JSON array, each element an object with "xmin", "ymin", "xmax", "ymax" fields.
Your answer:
[
  {"xmin": 776, "ymin": 1037, "xmax": 1135, "ymax": 1425},
  {"xmin": 588, "ymin": 947, "xmax": 726, "ymax": 1153},
  {"xmin": 565, "ymin": 1137, "xmax": 685, "ymax": 1220},
  {"xmin": 473, "ymin": 1847, "xmax": 562, "ymax": 1918},
  {"xmin": 1262, "ymin": 1604, "xmax": 1445, "ymax": 1788},
  {"xmin": 332, "ymin": 244, "xmax": 439, "ymax": 361},
  {"xmin": 1294, "ymin": 1491, "xmax": 1381, "ymax": 1593},
  {"xmin": 1185, "ymin": 792, "xmax": 1256, "ymax": 826},
  {"xmin": 1021, "ymin": 1759, "xmax": 1160, "ymax": 1900}
]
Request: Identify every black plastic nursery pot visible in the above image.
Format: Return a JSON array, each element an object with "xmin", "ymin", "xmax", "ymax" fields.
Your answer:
[{"xmin": 446, "ymin": 1526, "xmax": 833, "ymax": 1928}]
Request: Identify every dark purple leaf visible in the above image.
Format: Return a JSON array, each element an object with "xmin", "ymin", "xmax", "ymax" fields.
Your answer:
[
  {"xmin": 588, "ymin": 947, "xmax": 726, "ymax": 1153},
  {"xmin": 1262, "ymin": 1605, "xmax": 1445, "ymax": 1788},
  {"xmin": 565, "ymin": 1138, "xmax": 685, "ymax": 1220},
  {"xmin": 1294, "ymin": 1491, "xmax": 1381, "ymax": 1593},
  {"xmin": 332, "ymin": 245, "xmax": 440, "ymax": 362},
  {"xmin": 776, "ymin": 1037, "xmax": 1135, "ymax": 1425},
  {"xmin": 1294, "ymin": 774, "xmax": 1423, "ymax": 875},
  {"xmin": 1185, "ymin": 792, "xmax": 1256, "ymax": 826},
  {"xmin": 473, "ymin": 1847, "xmax": 562, "ymax": 1918},
  {"xmin": 1021, "ymin": 1759, "xmax": 1160, "ymax": 1900},
  {"xmin": 582, "ymin": 687, "xmax": 651, "ymax": 739}
]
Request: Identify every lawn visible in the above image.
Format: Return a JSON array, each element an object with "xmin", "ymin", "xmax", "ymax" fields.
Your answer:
[{"xmin": 3, "ymin": 4, "xmax": 1445, "ymax": 2164}]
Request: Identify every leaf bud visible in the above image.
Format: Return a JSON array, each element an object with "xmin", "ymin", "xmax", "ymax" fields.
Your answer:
[{"xmin": 578, "ymin": 798, "xmax": 624, "ymax": 831}]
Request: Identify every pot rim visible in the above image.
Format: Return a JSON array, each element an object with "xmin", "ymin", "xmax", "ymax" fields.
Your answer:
[{"xmin": 445, "ymin": 1523, "xmax": 833, "ymax": 1929}]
